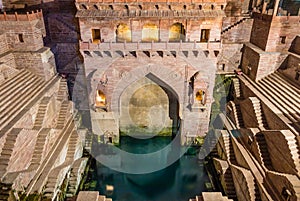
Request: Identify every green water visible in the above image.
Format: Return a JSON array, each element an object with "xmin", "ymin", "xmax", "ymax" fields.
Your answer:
[{"xmin": 84, "ymin": 136, "xmax": 212, "ymax": 201}]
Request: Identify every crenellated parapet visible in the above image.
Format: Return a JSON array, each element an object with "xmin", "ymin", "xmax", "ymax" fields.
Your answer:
[
  {"xmin": 0, "ymin": 10, "xmax": 43, "ymax": 21},
  {"xmin": 75, "ymin": 0, "xmax": 227, "ymax": 11}
]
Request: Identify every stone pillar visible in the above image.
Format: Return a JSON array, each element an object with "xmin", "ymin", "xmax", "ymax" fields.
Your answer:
[
  {"xmin": 262, "ymin": 2, "xmax": 268, "ymax": 14},
  {"xmin": 273, "ymin": 0, "xmax": 280, "ymax": 16},
  {"xmin": 256, "ymin": 0, "xmax": 262, "ymax": 7}
]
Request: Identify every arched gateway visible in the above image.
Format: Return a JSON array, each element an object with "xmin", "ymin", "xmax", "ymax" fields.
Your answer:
[{"xmin": 82, "ymin": 51, "xmax": 216, "ymax": 145}]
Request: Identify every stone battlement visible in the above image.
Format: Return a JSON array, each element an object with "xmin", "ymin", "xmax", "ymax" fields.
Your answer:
[
  {"xmin": 75, "ymin": 0, "xmax": 227, "ymax": 11},
  {"xmin": 76, "ymin": 0, "xmax": 227, "ymax": 3},
  {"xmin": 0, "ymin": 10, "xmax": 43, "ymax": 21}
]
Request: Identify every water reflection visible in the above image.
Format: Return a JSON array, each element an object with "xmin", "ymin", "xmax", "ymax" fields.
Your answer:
[{"xmin": 88, "ymin": 136, "xmax": 211, "ymax": 201}]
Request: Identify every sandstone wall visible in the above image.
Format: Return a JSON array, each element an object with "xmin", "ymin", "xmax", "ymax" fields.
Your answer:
[
  {"xmin": 78, "ymin": 17, "xmax": 223, "ymax": 43},
  {"xmin": 289, "ymin": 36, "xmax": 300, "ymax": 55},
  {"xmin": 261, "ymin": 102, "xmax": 289, "ymax": 130},
  {"xmin": 0, "ymin": 18, "xmax": 45, "ymax": 52},
  {"xmin": 263, "ymin": 130, "xmax": 298, "ymax": 175},
  {"xmin": 0, "ymin": 52, "xmax": 16, "ymax": 68},
  {"xmin": 250, "ymin": 13, "xmax": 272, "ymax": 51},
  {"xmin": 0, "ymin": 34, "xmax": 9, "ymax": 55},
  {"xmin": 14, "ymin": 47, "xmax": 56, "ymax": 80},
  {"xmin": 265, "ymin": 16, "xmax": 300, "ymax": 52},
  {"xmin": 265, "ymin": 171, "xmax": 299, "ymax": 201},
  {"xmin": 231, "ymin": 164, "xmax": 254, "ymax": 201},
  {"xmin": 222, "ymin": 17, "xmax": 253, "ymax": 43}
]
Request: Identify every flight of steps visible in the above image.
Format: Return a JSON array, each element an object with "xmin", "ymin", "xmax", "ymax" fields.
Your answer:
[
  {"xmin": 232, "ymin": 78, "xmax": 242, "ymax": 99},
  {"xmin": 240, "ymin": 73, "xmax": 299, "ymax": 131},
  {"xmin": 221, "ymin": 130, "xmax": 237, "ymax": 164},
  {"xmin": 255, "ymin": 133, "xmax": 273, "ymax": 170},
  {"xmin": 224, "ymin": 168, "xmax": 237, "ymax": 200},
  {"xmin": 66, "ymin": 158, "xmax": 88, "ymax": 198},
  {"xmin": 29, "ymin": 128, "xmax": 51, "ymax": 168},
  {"xmin": 254, "ymin": 182, "xmax": 261, "ymax": 201},
  {"xmin": 0, "ymin": 128, "xmax": 22, "ymax": 176},
  {"xmin": 33, "ymin": 97, "xmax": 51, "ymax": 130},
  {"xmin": 56, "ymin": 101, "xmax": 70, "ymax": 129},
  {"xmin": 0, "ymin": 183, "xmax": 12, "ymax": 201},
  {"xmin": 66, "ymin": 130, "xmax": 80, "ymax": 161},
  {"xmin": 76, "ymin": 191, "xmax": 112, "ymax": 201},
  {"xmin": 257, "ymin": 74, "xmax": 300, "ymax": 123},
  {"xmin": 57, "ymin": 79, "xmax": 68, "ymax": 101},
  {"xmin": 221, "ymin": 17, "xmax": 250, "ymax": 34},
  {"xmin": 54, "ymin": 16, "xmax": 79, "ymax": 34},
  {"xmin": 0, "ymin": 65, "xmax": 19, "ymax": 84},
  {"xmin": 249, "ymin": 97, "xmax": 268, "ymax": 130},
  {"xmin": 227, "ymin": 101, "xmax": 244, "ymax": 129},
  {"xmin": 0, "ymin": 70, "xmax": 47, "ymax": 130},
  {"xmin": 282, "ymin": 130, "xmax": 300, "ymax": 174},
  {"xmin": 26, "ymin": 120, "xmax": 75, "ymax": 195},
  {"xmin": 43, "ymin": 163, "xmax": 71, "ymax": 200}
]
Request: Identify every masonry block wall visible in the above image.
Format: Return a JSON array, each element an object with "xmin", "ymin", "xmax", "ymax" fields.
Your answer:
[
  {"xmin": 263, "ymin": 130, "xmax": 298, "ymax": 175},
  {"xmin": 289, "ymin": 36, "xmax": 300, "ymax": 55},
  {"xmin": 0, "ymin": 11, "xmax": 57, "ymax": 80},
  {"xmin": 249, "ymin": 13, "xmax": 272, "ymax": 51},
  {"xmin": 0, "ymin": 12, "xmax": 45, "ymax": 51},
  {"xmin": 265, "ymin": 16, "xmax": 300, "ymax": 52},
  {"xmin": 221, "ymin": 17, "xmax": 253, "ymax": 43},
  {"xmin": 0, "ymin": 34, "xmax": 9, "ymax": 55}
]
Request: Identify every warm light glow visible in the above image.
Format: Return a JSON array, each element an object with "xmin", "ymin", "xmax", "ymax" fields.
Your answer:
[
  {"xmin": 95, "ymin": 90, "xmax": 106, "ymax": 107},
  {"xmin": 196, "ymin": 90, "xmax": 203, "ymax": 101}
]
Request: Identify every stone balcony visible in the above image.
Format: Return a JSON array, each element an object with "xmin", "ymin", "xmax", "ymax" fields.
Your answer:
[{"xmin": 79, "ymin": 41, "xmax": 222, "ymax": 52}]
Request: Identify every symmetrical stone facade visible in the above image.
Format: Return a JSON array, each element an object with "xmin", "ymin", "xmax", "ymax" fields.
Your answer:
[{"xmin": 0, "ymin": 0, "xmax": 299, "ymax": 200}]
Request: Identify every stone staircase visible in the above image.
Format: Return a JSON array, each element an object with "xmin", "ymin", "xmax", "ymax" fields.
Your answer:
[
  {"xmin": 281, "ymin": 130, "xmax": 300, "ymax": 174},
  {"xmin": 0, "ymin": 128, "xmax": 22, "ymax": 176},
  {"xmin": 221, "ymin": 131, "xmax": 237, "ymax": 164},
  {"xmin": 221, "ymin": 17, "xmax": 251, "ymax": 34},
  {"xmin": 66, "ymin": 130, "xmax": 80, "ymax": 161},
  {"xmin": 0, "ymin": 183, "xmax": 12, "ymax": 201},
  {"xmin": 224, "ymin": 168, "xmax": 237, "ymax": 200},
  {"xmin": 0, "ymin": 64, "xmax": 19, "ymax": 84},
  {"xmin": 29, "ymin": 128, "xmax": 51, "ymax": 168},
  {"xmin": 56, "ymin": 101, "xmax": 70, "ymax": 129},
  {"xmin": 255, "ymin": 133, "xmax": 273, "ymax": 170},
  {"xmin": 43, "ymin": 163, "xmax": 71, "ymax": 200},
  {"xmin": 26, "ymin": 119, "xmax": 75, "ymax": 195},
  {"xmin": 249, "ymin": 97, "xmax": 268, "ymax": 130},
  {"xmin": 240, "ymin": 73, "xmax": 299, "ymax": 131},
  {"xmin": 0, "ymin": 70, "xmax": 47, "ymax": 130},
  {"xmin": 232, "ymin": 78, "xmax": 242, "ymax": 99},
  {"xmin": 54, "ymin": 16, "xmax": 79, "ymax": 34},
  {"xmin": 57, "ymin": 78, "xmax": 68, "ymax": 101},
  {"xmin": 33, "ymin": 97, "xmax": 51, "ymax": 130},
  {"xmin": 227, "ymin": 101, "xmax": 244, "ymax": 129},
  {"xmin": 254, "ymin": 182, "xmax": 261, "ymax": 201},
  {"xmin": 66, "ymin": 158, "xmax": 88, "ymax": 198},
  {"xmin": 257, "ymin": 74, "xmax": 300, "ymax": 123}
]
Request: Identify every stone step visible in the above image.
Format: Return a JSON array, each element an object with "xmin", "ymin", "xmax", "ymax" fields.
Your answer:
[
  {"xmin": 273, "ymin": 73, "xmax": 300, "ymax": 97},
  {"xmin": 0, "ymin": 74, "xmax": 38, "ymax": 111},
  {"xmin": 258, "ymin": 81, "xmax": 300, "ymax": 116},
  {"xmin": 0, "ymin": 79, "xmax": 47, "ymax": 126},
  {"xmin": 263, "ymin": 77, "xmax": 300, "ymax": 108},
  {"xmin": 0, "ymin": 70, "xmax": 32, "ymax": 98}
]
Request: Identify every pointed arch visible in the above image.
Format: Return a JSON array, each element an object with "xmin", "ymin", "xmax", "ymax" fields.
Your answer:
[
  {"xmin": 169, "ymin": 23, "xmax": 186, "ymax": 42},
  {"xmin": 116, "ymin": 23, "xmax": 132, "ymax": 42},
  {"xmin": 142, "ymin": 23, "xmax": 159, "ymax": 42}
]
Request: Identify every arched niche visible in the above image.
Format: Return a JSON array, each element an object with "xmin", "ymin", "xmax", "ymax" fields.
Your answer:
[
  {"xmin": 116, "ymin": 23, "xmax": 132, "ymax": 42},
  {"xmin": 142, "ymin": 23, "xmax": 159, "ymax": 42},
  {"xmin": 169, "ymin": 23, "xmax": 186, "ymax": 42}
]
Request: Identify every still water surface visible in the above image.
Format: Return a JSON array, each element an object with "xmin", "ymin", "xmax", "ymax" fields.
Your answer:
[{"xmin": 87, "ymin": 136, "xmax": 211, "ymax": 201}]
